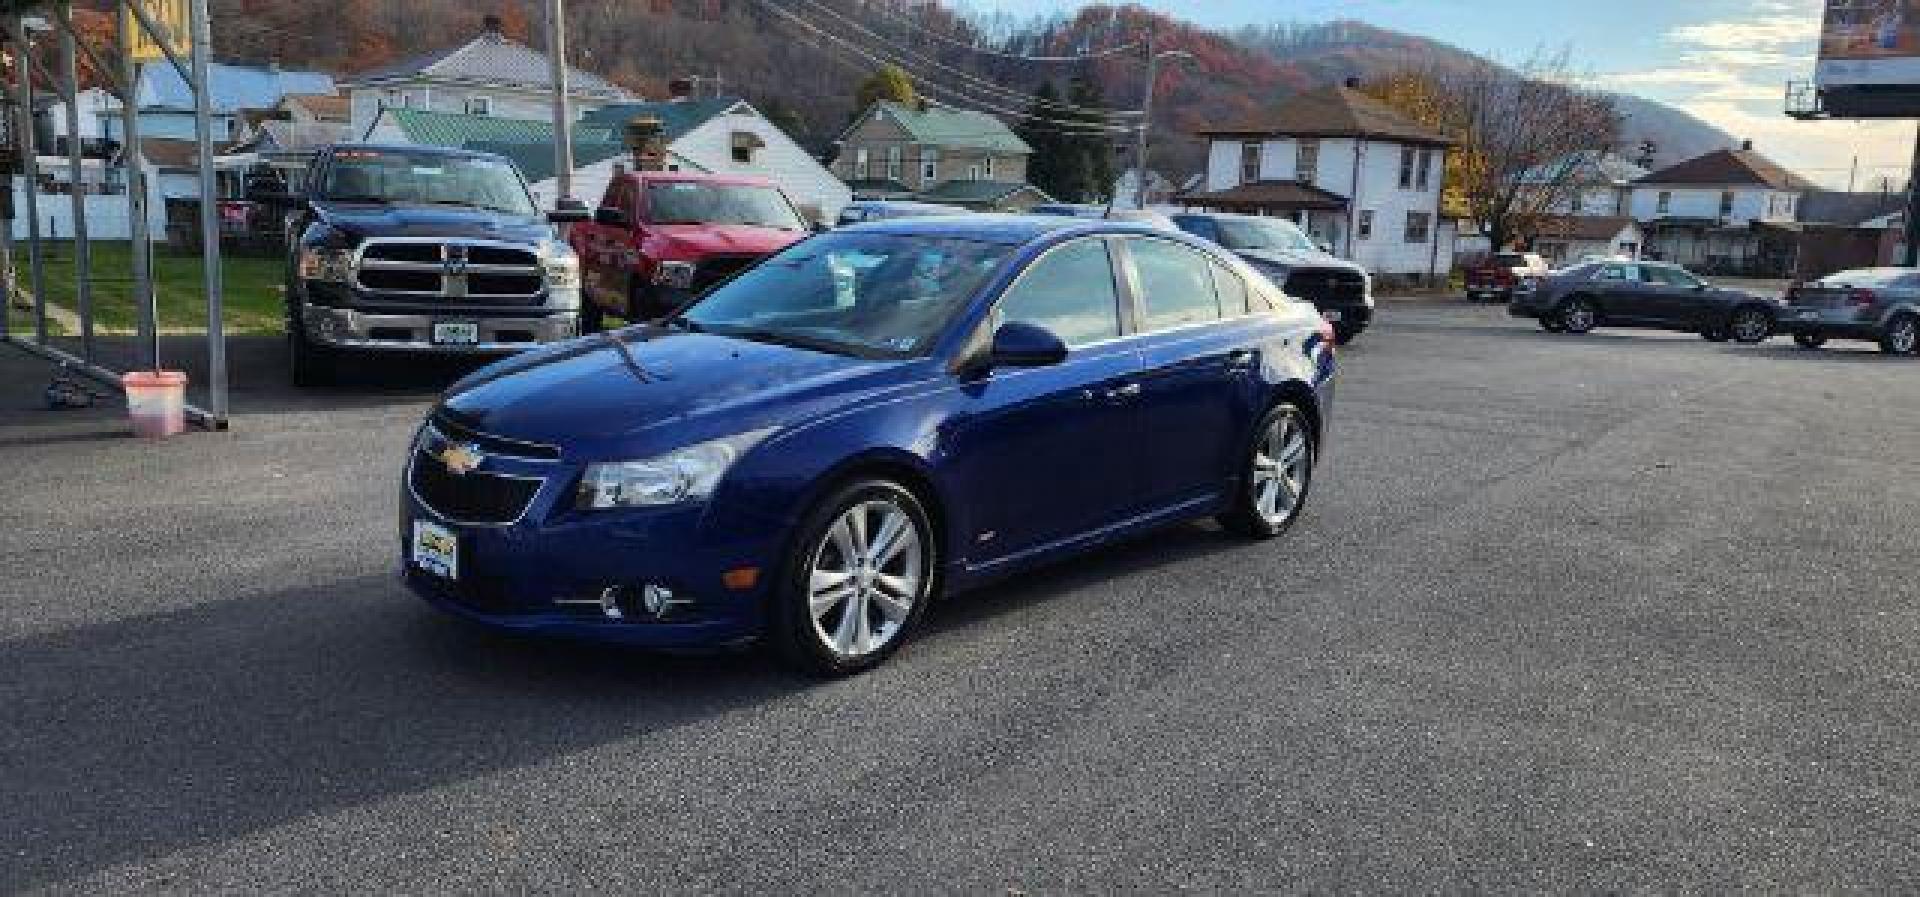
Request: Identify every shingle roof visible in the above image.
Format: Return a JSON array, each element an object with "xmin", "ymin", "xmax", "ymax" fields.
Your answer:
[
  {"xmin": 383, "ymin": 108, "xmax": 618, "ymax": 147},
  {"xmin": 578, "ymin": 98, "xmax": 742, "ymax": 143},
  {"xmin": 138, "ymin": 63, "xmax": 334, "ymax": 113},
  {"xmin": 284, "ymin": 93, "xmax": 349, "ymax": 122},
  {"xmin": 1530, "ymin": 215, "xmax": 1637, "ymax": 241},
  {"xmin": 864, "ymin": 101, "xmax": 1031, "ymax": 154},
  {"xmin": 139, "ymin": 137, "xmax": 200, "ymax": 169},
  {"xmin": 1193, "ymin": 84, "xmax": 1456, "ymax": 147},
  {"xmin": 1635, "ymin": 147, "xmax": 1816, "ymax": 191},
  {"xmin": 915, "ymin": 179, "xmax": 1050, "ymax": 205},
  {"xmin": 349, "ymin": 28, "xmax": 632, "ymax": 100},
  {"xmin": 1179, "ymin": 180, "xmax": 1350, "ymax": 212}
]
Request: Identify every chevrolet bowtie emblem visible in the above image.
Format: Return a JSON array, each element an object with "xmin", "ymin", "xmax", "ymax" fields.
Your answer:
[{"xmin": 438, "ymin": 442, "xmax": 484, "ymax": 476}]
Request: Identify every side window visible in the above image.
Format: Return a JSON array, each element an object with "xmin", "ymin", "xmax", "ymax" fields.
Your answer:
[
  {"xmin": 1209, "ymin": 259, "xmax": 1250, "ymax": 315},
  {"xmin": 1174, "ymin": 215, "xmax": 1222, "ymax": 244},
  {"xmin": 1597, "ymin": 264, "xmax": 1631, "ymax": 282},
  {"xmin": 1129, "ymin": 238, "xmax": 1222, "ymax": 332},
  {"xmin": 993, "ymin": 239, "xmax": 1123, "ymax": 347}
]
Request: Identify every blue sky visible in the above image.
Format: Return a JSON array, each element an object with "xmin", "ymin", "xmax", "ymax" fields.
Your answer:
[{"xmin": 957, "ymin": 0, "xmax": 1911, "ymax": 188}]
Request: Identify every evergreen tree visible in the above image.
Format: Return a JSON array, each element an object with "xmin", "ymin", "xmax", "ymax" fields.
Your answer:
[
  {"xmin": 1067, "ymin": 76, "xmax": 1115, "ymax": 203},
  {"xmin": 1016, "ymin": 81, "xmax": 1069, "ymax": 200}
]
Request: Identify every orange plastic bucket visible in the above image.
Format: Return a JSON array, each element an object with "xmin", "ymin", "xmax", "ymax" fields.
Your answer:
[{"xmin": 123, "ymin": 370, "xmax": 188, "ymax": 438}]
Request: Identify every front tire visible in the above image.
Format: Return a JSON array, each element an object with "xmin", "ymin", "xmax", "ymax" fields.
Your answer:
[
  {"xmin": 1558, "ymin": 295, "xmax": 1598, "ymax": 334},
  {"xmin": 286, "ymin": 302, "xmax": 335, "ymax": 387},
  {"xmin": 1219, "ymin": 402, "xmax": 1316, "ymax": 539},
  {"xmin": 1881, "ymin": 314, "xmax": 1918, "ymax": 355},
  {"xmin": 771, "ymin": 479, "xmax": 937, "ymax": 676},
  {"xmin": 1729, "ymin": 306, "xmax": 1772, "ymax": 344}
]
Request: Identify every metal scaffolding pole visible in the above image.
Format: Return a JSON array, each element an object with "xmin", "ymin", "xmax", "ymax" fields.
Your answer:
[
  {"xmin": 116, "ymin": 0, "xmax": 156, "ymax": 370},
  {"xmin": 545, "ymin": 0, "xmax": 573, "ymax": 206},
  {"xmin": 8, "ymin": 14, "xmax": 47, "ymax": 344},
  {"xmin": 56, "ymin": 1, "xmax": 93, "ymax": 362},
  {"xmin": 186, "ymin": 0, "xmax": 223, "ymax": 419}
]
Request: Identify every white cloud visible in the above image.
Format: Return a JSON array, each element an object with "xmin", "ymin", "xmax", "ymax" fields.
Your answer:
[
  {"xmin": 1677, "ymin": 100, "xmax": 1912, "ymax": 189},
  {"xmin": 1668, "ymin": 14, "xmax": 1821, "ymax": 50}
]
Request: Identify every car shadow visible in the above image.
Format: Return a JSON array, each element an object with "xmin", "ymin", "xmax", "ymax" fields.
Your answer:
[
  {"xmin": 0, "ymin": 519, "xmax": 1248, "ymax": 890},
  {"xmin": 1723, "ymin": 343, "xmax": 1914, "ymax": 363}
]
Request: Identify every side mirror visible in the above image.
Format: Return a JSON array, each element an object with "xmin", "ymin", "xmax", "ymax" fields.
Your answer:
[
  {"xmin": 985, "ymin": 321, "xmax": 1068, "ymax": 369},
  {"xmin": 811, "ymin": 220, "xmax": 832, "ymax": 234},
  {"xmin": 548, "ymin": 198, "xmax": 590, "ymax": 224},
  {"xmin": 593, "ymin": 206, "xmax": 629, "ymax": 227}
]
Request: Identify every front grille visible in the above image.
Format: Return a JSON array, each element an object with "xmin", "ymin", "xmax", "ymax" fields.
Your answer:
[
  {"xmin": 430, "ymin": 410, "xmax": 562, "ymax": 460},
  {"xmin": 693, "ymin": 254, "xmax": 764, "ymax": 292},
  {"xmin": 409, "ymin": 449, "xmax": 543, "ymax": 524},
  {"xmin": 355, "ymin": 240, "xmax": 547, "ymax": 303},
  {"xmin": 1285, "ymin": 268, "xmax": 1367, "ymax": 305}
]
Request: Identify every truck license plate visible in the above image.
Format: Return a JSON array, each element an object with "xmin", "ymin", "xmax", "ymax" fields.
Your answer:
[
  {"xmin": 1322, "ymin": 309, "xmax": 1344, "ymax": 322},
  {"xmin": 432, "ymin": 321, "xmax": 479, "ymax": 345},
  {"xmin": 412, "ymin": 520, "xmax": 459, "ymax": 579}
]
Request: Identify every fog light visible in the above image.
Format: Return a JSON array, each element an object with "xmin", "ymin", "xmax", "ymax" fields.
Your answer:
[
  {"xmin": 642, "ymin": 584, "xmax": 674, "ymax": 616},
  {"xmin": 597, "ymin": 586, "xmax": 625, "ymax": 620}
]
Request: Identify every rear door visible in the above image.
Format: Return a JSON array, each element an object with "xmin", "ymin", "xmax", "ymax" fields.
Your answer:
[
  {"xmin": 1118, "ymin": 236, "xmax": 1263, "ymax": 514},
  {"xmin": 1647, "ymin": 265, "xmax": 1713, "ymax": 327},
  {"xmin": 1600, "ymin": 263, "xmax": 1660, "ymax": 322}
]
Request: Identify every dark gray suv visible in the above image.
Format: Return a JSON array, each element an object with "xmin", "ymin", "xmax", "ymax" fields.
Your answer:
[
  {"xmin": 1780, "ymin": 268, "xmax": 1920, "ymax": 356},
  {"xmin": 1509, "ymin": 260, "xmax": 1779, "ymax": 343}
]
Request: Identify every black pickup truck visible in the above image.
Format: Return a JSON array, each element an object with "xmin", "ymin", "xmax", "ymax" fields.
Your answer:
[{"xmin": 262, "ymin": 143, "xmax": 589, "ymax": 385}]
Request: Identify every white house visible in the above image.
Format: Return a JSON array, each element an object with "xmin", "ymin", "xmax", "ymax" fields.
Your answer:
[
  {"xmin": 1514, "ymin": 150, "xmax": 1648, "ymax": 219},
  {"xmin": 363, "ymin": 90, "xmax": 852, "ymax": 222},
  {"xmin": 1529, "ymin": 216, "xmax": 1645, "ymax": 264},
  {"xmin": 1627, "ymin": 141, "xmax": 1813, "ymax": 275},
  {"xmin": 1185, "ymin": 81, "xmax": 1456, "ymax": 281},
  {"xmin": 343, "ymin": 14, "xmax": 635, "ymax": 139}
]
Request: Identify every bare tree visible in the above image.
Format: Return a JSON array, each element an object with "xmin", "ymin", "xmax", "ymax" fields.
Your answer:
[{"xmin": 1363, "ymin": 50, "xmax": 1622, "ymax": 252}]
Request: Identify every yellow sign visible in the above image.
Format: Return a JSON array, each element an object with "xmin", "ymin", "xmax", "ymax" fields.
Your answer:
[{"xmin": 124, "ymin": 0, "xmax": 190, "ymax": 63}]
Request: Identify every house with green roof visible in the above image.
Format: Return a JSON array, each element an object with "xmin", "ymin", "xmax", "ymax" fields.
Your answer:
[
  {"xmin": 832, "ymin": 100, "xmax": 1048, "ymax": 211},
  {"xmin": 361, "ymin": 84, "xmax": 851, "ymax": 221}
]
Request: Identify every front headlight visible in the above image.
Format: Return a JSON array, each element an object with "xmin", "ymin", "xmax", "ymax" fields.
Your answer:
[
  {"xmin": 298, "ymin": 247, "xmax": 354, "ymax": 282},
  {"xmin": 576, "ymin": 430, "xmax": 774, "ymax": 510},
  {"xmin": 652, "ymin": 260, "xmax": 697, "ymax": 289}
]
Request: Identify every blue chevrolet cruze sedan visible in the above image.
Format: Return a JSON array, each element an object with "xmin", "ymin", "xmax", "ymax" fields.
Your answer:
[{"xmin": 402, "ymin": 216, "xmax": 1337, "ymax": 675}]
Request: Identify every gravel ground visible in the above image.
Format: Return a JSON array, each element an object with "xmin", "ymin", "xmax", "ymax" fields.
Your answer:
[{"xmin": 3, "ymin": 304, "xmax": 1918, "ymax": 892}]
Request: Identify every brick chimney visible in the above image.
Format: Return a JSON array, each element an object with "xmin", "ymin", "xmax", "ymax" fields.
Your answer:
[
  {"xmin": 1740, "ymin": 138, "xmax": 1754, "ymax": 151},
  {"xmin": 667, "ymin": 77, "xmax": 695, "ymax": 103}
]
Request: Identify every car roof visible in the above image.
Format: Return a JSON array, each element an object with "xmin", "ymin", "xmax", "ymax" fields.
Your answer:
[{"xmin": 849, "ymin": 213, "xmax": 1187, "ymax": 245}]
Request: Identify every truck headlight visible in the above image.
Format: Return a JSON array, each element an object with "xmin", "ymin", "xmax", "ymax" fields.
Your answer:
[
  {"xmin": 576, "ymin": 430, "xmax": 773, "ymax": 509},
  {"xmin": 298, "ymin": 247, "xmax": 354, "ymax": 283},
  {"xmin": 652, "ymin": 260, "xmax": 697, "ymax": 289}
]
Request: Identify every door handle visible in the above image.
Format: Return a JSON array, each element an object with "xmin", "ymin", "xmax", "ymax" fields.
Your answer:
[{"xmin": 1105, "ymin": 382, "xmax": 1143, "ymax": 399}]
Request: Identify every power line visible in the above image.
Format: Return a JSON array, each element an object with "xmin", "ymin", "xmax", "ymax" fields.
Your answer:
[
  {"xmin": 786, "ymin": 0, "xmax": 1140, "ymax": 120},
  {"xmin": 856, "ymin": 1, "xmax": 1145, "ymax": 63}
]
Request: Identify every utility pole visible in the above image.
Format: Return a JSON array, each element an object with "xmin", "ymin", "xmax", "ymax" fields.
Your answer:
[
  {"xmin": 1905, "ymin": 121, "xmax": 1920, "ymax": 266},
  {"xmin": 1134, "ymin": 40, "xmax": 1194, "ymax": 210},
  {"xmin": 544, "ymin": 0, "xmax": 573, "ymax": 206}
]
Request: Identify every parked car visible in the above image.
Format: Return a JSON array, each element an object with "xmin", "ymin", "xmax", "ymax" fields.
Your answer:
[
  {"xmin": 1170, "ymin": 212, "xmax": 1374, "ymax": 344},
  {"xmin": 266, "ymin": 144, "xmax": 589, "ymax": 386},
  {"xmin": 569, "ymin": 171, "xmax": 814, "ymax": 331},
  {"xmin": 401, "ymin": 216, "xmax": 1338, "ymax": 675},
  {"xmin": 1507, "ymin": 260, "xmax": 1779, "ymax": 342},
  {"xmin": 1465, "ymin": 252, "xmax": 1551, "ymax": 303},
  {"xmin": 836, "ymin": 200, "xmax": 969, "ymax": 227},
  {"xmin": 1780, "ymin": 268, "xmax": 1920, "ymax": 356}
]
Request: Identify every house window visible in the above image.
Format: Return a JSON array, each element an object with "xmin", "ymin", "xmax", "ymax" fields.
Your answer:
[
  {"xmin": 465, "ymin": 96, "xmax": 492, "ymax": 116},
  {"xmin": 1404, "ymin": 211, "xmax": 1432, "ymax": 244},
  {"xmin": 922, "ymin": 149, "xmax": 938, "ymax": 183},
  {"xmin": 1657, "ymin": 191, "xmax": 1672, "ymax": 214},
  {"xmin": 967, "ymin": 164, "xmax": 982, "ymax": 181},
  {"xmin": 1357, "ymin": 210, "xmax": 1374, "ymax": 241},
  {"xmin": 1416, "ymin": 149, "xmax": 1434, "ymax": 190},
  {"xmin": 1296, "ymin": 139, "xmax": 1319, "ymax": 186},
  {"xmin": 984, "ymin": 155, "xmax": 994, "ymax": 179},
  {"xmin": 1240, "ymin": 141, "xmax": 1261, "ymax": 184},
  {"xmin": 1399, "ymin": 147, "xmax": 1416, "ymax": 189},
  {"xmin": 886, "ymin": 146, "xmax": 901, "ymax": 180},
  {"xmin": 853, "ymin": 147, "xmax": 869, "ymax": 179},
  {"xmin": 1719, "ymin": 191, "xmax": 1735, "ymax": 218},
  {"xmin": 730, "ymin": 131, "xmax": 764, "ymax": 165},
  {"xmin": 1570, "ymin": 192, "xmax": 1584, "ymax": 214}
]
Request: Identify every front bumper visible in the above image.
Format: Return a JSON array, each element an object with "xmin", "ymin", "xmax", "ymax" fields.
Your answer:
[
  {"xmin": 398, "ymin": 451, "xmax": 787, "ymax": 649},
  {"xmin": 304, "ymin": 304, "xmax": 579, "ymax": 353}
]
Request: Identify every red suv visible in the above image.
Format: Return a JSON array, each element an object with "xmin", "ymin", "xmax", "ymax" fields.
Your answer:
[{"xmin": 570, "ymin": 171, "xmax": 813, "ymax": 329}]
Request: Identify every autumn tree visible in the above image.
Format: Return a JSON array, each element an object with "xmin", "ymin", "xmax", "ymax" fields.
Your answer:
[
  {"xmin": 1361, "ymin": 52, "xmax": 1621, "ymax": 252},
  {"xmin": 854, "ymin": 64, "xmax": 915, "ymax": 112}
]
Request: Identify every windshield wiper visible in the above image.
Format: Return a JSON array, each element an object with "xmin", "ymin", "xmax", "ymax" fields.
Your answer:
[{"xmin": 713, "ymin": 325, "xmax": 859, "ymax": 357}]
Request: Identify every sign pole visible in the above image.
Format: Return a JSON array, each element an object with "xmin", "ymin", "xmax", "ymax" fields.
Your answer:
[
  {"xmin": 9, "ymin": 14, "xmax": 48, "ymax": 344},
  {"xmin": 186, "ymin": 0, "xmax": 224, "ymax": 421},
  {"xmin": 116, "ymin": 0, "xmax": 156, "ymax": 370},
  {"xmin": 545, "ymin": 0, "xmax": 573, "ymax": 207},
  {"xmin": 1905, "ymin": 121, "xmax": 1920, "ymax": 267},
  {"xmin": 56, "ymin": 1, "xmax": 94, "ymax": 363}
]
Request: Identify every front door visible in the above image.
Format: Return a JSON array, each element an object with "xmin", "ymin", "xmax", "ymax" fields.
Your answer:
[{"xmin": 943, "ymin": 237, "xmax": 1142, "ymax": 567}]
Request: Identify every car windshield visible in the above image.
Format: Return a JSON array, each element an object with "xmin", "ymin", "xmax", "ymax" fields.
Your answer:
[
  {"xmin": 321, "ymin": 149, "xmax": 535, "ymax": 215},
  {"xmin": 645, "ymin": 182, "xmax": 806, "ymax": 230},
  {"xmin": 1215, "ymin": 218, "xmax": 1318, "ymax": 254},
  {"xmin": 680, "ymin": 232, "xmax": 1012, "ymax": 358}
]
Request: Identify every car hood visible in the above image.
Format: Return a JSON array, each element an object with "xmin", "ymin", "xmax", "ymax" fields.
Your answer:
[
  {"xmin": 315, "ymin": 202, "xmax": 555, "ymax": 243},
  {"xmin": 645, "ymin": 223, "xmax": 807, "ymax": 258},
  {"xmin": 439, "ymin": 329, "xmax": 911, "ymax": 460},
  {"xmin": 1234, "ymin": 247, "xmax": 1364, "ymax": 274}
]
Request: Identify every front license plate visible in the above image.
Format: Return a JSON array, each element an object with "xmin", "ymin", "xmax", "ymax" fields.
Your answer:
[
  {"xmin": 412, "ymin": 520, "xmax": 459, "ymax": 579},
  {"xmin": 1322, "ymin": 309, "xmax": 1344, "ymax": 322},
  {"xmin": 1797, "ymin": 310, "xmax": 1820, "ymax": 320},
  {"xmin": 432, "ymin": 321, "xmax": 480, "ymax": 345}
]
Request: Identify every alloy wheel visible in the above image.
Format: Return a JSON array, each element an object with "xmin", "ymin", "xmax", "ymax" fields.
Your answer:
[
  {"xmin": 1250, "ymin": 411, "xmax": 1311, "ymax": 527},
  {"xmin": 1731, "ymin": 309, "xmax": 1771, "ymax": 343},
  {"xmin": 1561, "ymin": 299, "xmax": 1596, "ymax": 334},
  {"xmin": 1891, "ymin": 317, "xmax": 1918, "ymax": 354},
  {"xmin": 807, "ymin": 499, "xmax": 925, "ymax": 658}
]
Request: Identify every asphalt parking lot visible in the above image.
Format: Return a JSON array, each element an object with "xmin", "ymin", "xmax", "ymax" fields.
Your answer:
[{"xmin": 4, "ymin": 302, "xmax": 1919, "ymax": 892}]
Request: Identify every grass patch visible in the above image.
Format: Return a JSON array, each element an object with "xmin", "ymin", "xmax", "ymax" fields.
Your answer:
[{"xmin": 17, "ymin": 242, "xmax": 284, "ymax": 335}]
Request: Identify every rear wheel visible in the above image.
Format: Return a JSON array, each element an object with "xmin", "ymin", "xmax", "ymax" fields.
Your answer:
[
  {"xmin": 1793, "ymin": 333, "xmax": 1828, "ymax": 350},
  {"xmin": 771, "ymin": 479, "xmax": 937, "ymax": 676},
  {"xmin": 285, "ymin": 301, "xmax": 335, "ymax": 387},
  {"xmin": 1558, "ymin": 295, "xmax": 1597, "ymax": 334},
  {"xmin": 1729, "ymin": 306, "xmax": 1772, "ymax": 344},
  {"xmin": 1219, "ymin": 402, "xmax": 1315, "ymax": 539},
  {"xmin": 1881, "ymin": 314, "xmax": 1918, "ymax": 355}
]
